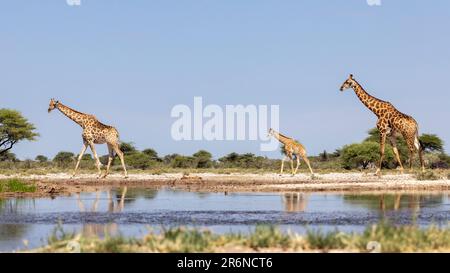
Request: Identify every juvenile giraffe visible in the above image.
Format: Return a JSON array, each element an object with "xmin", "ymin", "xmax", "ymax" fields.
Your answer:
[
  {"xmin": 339, "ymin": 74, "xmax": 425, "ymax": 175},
  {"xmin": 268, "ymin": 128, "xmax": 314, "ymax": 176},
  {"xmin": 48, "ymin": 99, "xmax": 128, "ymax": 179}
]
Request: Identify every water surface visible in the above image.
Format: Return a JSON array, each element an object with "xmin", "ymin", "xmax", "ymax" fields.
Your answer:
[{"xmin": 0, "ymin": 188, "xmax": 448, "ymax": 252}]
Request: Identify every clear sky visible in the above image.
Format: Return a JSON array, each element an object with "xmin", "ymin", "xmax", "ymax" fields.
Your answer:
[{"xmin": 2, "ymin": 0, "xmax": 449, "ymax": 160}]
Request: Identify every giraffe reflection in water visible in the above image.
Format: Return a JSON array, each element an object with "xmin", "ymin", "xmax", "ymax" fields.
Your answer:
[
  {"xmin": 76, "ymin": 187, "xmax": 128, "ymax": 238},
  {"xmin": 344, "ymin": 194, "xmax": 442, "ymax": 215},
  {"xmin": 282, "ymin": 193, "xmax": 309, "ymax": 212}
]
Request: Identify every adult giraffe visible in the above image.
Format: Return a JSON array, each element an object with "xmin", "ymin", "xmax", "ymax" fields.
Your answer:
[
  {"xmin": 48, "ymin": 99, "xmax": 128, "ymax": 179},
  {"xmin": 339, "ymin": 74, "xmax": 425, "ymax": 175}
]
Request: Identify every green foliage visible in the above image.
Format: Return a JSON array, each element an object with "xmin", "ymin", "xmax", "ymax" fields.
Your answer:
[
  {"xmin": 218, "ymin": 153, "xmax": 271, "ymax": 169},
  {"xmin": 119, "ymin": 142, "xmax": 138, "ymax": 155},
  {"xmin": 35, "ymin": 155, "xmax": 48, "ymax": 163},
  {"xmin": 171, "ymin": 155, "xmax": 198, "ymax": 168},
  {"xmin": 0, "ymin": 179, "xmax": 36, "ymax": 193},
  {"xmin": 53, "ymin": 151, "xmax": 75, "ymax": 168},
  {"xmin": 341, "ymin": 141, "xmax": 394, "ymax": 169},
  {"xmin": 124, "ymin": 152, "xmax": 156, "ymax": 170},
  {"xmin": 142, "ymin": 148, "xmax": 160, "ymax": 160},
  {"xmin": 419, "ymin": 134, "xmax": 444, "ymax": 153},
  {"xmin": 319, "ymin": 150, "xmax": 329, "ymax": 162},
  {"xmin": 193, "ymin": 150, "xmax": 213, "ymax": 168},
  {"xmin": 81, "ymin": 154, "xmax": 93, "ymax": 161},
  {"xmin": 0, "ymin": 109, "xmax": 39, "ymax": 156},
  {"xmin": 0, "ymin": 151, "xmax": 17, "ymax": 162}
]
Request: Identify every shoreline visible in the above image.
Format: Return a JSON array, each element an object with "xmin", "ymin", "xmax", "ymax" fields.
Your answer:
[{"xmin": 1, "ymin": 172, "xmax": 449, "ymax": 198}]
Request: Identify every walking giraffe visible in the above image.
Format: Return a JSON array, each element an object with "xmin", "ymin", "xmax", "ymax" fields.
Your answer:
[
  {"xmin": 268, "ymin": 128, "xmax": 314, "ymax": 176},
  {"xmin": 339, "ymin": 74, "xmax": 425, "ymax": 175},
  {"xmin": 48, "ymin": 99, "xmax": 128, "ymax": 179}
]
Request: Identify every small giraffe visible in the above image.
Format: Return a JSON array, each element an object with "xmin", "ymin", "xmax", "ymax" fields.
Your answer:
[
  {"xmin": 268, "ymin": 128, "xmax": 314, "ymax": 176},
  {"xmin": 48, "ymin": 99, "xmax": 128, "ymax": 179},
  {"xmin": 339, "ymin": 74, "xmax": 425, "ymax": 175}
]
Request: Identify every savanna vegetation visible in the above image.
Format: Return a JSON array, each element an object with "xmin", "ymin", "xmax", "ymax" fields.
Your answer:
[
  {"xmin": 31, "ymin": 223, "xmax": 450, "ymax": 253},
  {"xmin": 0, "ymin": 107, "xmax": 449, "ymax": 175}
]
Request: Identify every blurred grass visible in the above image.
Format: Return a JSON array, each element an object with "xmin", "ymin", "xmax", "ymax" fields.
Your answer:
[{"xmin": 31, "ymin": 223, "xmax": 450, "ymax": 253}]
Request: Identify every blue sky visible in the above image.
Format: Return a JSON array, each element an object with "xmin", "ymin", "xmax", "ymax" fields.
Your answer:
[{"xmin": 1, "ymin": 0, "xmax": 449, "ymax": 159}]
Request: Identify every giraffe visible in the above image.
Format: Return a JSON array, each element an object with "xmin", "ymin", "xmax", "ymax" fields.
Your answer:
[
  {"xmin": 339, "ymin": 74, "xmax": 425, "ymax": 176},
  {"xmin": 48, "ymin": 99, "xmax": 128, "ymax": 179},
  {"xmin": 268, "ymin": 128, "xmax": 314, "ymax": 176}
]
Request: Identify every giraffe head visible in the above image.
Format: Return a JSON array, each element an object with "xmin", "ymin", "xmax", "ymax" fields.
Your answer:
[
  {"xmin": 268, "ymin": 128, "xmax": 275, "ymax": 138},
  {"xmin": 339, "ymin": 74, "xmax": 357, "ymax": 91},
  {"xmin": 48, "ymin": 98, "xmax": 59, "ymax": 113}
]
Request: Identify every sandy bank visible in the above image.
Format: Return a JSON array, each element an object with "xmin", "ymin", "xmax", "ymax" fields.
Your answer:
[{"xmin": 1, "ymin": 172, "xmax": 449, "ymax": 197}]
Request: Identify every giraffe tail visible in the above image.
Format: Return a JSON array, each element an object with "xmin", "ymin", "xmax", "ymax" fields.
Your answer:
[{"xmin": 414, "ymin": 127, "xmax": 422, "ymax": 151}]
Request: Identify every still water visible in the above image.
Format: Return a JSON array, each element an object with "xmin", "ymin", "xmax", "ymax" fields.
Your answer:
[{"xmin": 0, "ymin": 188, "xmax": 449, "ymax": 252}]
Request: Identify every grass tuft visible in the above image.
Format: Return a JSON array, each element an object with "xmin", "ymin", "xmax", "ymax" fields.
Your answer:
[{"xmin": 0, "ymin": 179, "xmax": 36, "ymax": 193}]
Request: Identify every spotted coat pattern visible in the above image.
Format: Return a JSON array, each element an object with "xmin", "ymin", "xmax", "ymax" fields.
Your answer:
[
  {"xmin": 48, "ymin": 99, "xmax": 128, "ymax": 179},
  {"xmin": 340, "ymin": 74, "xmax": 425, "ymax": 175}
]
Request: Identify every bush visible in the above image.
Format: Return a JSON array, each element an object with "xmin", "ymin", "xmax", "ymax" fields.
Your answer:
[
  {"xmin": 171, "ymin": 155, "xmax": 198, "ymax": 168},
  {"xmin": 142, "ymin": 148, "xmax": 160, "ymax": 161},
  {"xmin": 419, "ymin": 134, "xmax": 444, "ymax": 153},
  {"xmin": 124, "ymin": 152, "xmax": 155, "ymax": 170},
  {"xmin": 53, "ymin": 152, "xmax": 75, "ymax": 168},
  {"xmin": 341, "ymin": 142, "xmax": 394, "ymax": 170},
  {"xmin": 35, "ymin": 155, "xmax": 48, "ymax": 163},
  {"xmin": 218, "ymin": 153, "xmax": 270, "ymax": 169},
  {"xmin": 193, "ymin": 150, "xmax": 213, "ymax": 168},
  {"xmin": 119, "ymin": 142, "xmax": 138, "ymax": 155}
]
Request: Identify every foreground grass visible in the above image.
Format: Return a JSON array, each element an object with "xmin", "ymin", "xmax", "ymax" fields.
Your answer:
[
  {"xmin": 0, "ymin": 179, "xmax": 36, "ymax": 193},
  {"xmin": 31, "ymin": 224, "xmax": 450, "ymax": 253}
]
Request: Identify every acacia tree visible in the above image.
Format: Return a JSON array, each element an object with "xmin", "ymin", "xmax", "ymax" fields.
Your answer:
[{"xmin": 0, "ymin": 109, "xmax": 38, "ymax": 156}]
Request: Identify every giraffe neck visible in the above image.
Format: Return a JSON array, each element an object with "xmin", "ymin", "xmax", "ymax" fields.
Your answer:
[
  {"xmin": 272, "ymin": 131, "xmax": 292, "ymax": 144},
  {"xmin": 56, "ymin": 103, "xmax": 88, "ymax": 128},
  {"xmin": 351, "ymin": 80, "xmax": 386, "ymax": 115}
]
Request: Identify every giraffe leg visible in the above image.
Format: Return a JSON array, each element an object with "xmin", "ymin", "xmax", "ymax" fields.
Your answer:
[
  {"xmin": 389, "ymin": 132, "xmax": 404, "ymax": 174},
  {"xmin": 112, "ymin": 144, "xmax": 128, "ymax": 178},
  {"xmin": 293, "ymin": 156, "xmax": 300, "ymax": 175},
  {"xmin": 408, "ymin": 148, "xmax": 415, "ymax": 171},
  {"xmin": 88, "ymin": 143, "xmax": 102, "ymax": 179},
  {"xmin": 280, "ymin": 156, "xmax": 287, "ymax": 175},
  {"xmin": 290, "ymin": 156, "xmax": 295, "ymax": 175},
  {"xmin": 418, "ymin": 145, "xmax": 425, "ymax": 173},
  {"xmin": 301, "ymin": 153, "xmax": 315, "ymax": 176},
  {"xmin": 72, "ymin": 142, "xmax": 88, "ymax": 179},
  {"xmin": 376, "ymin": 130, "xmax": 387, "ymax": 176},
  {"xmin": 101, "ymin": 144, "xmax": 114, "ymax": 179}
]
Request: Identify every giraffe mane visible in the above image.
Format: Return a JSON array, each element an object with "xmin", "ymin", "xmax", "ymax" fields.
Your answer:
[
  {"xmin": 278, "ymin": 132, "xmax": 293, "ymax": 140},
  {"xmin": 353, "ymin": 79, "xmax": 390, "ymax": 104}
]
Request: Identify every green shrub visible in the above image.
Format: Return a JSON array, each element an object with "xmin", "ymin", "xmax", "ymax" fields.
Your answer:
[
  {"xmin": 341, "ymin": 142, "xmax": 394, "ymax": 170},
  {"xmin": 53, "ymin": 151, "xmax": 75, "ymax": 168},
  {"xmin": 124, "ymin": 153, "xmax": 156, "ymax": 170}
]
